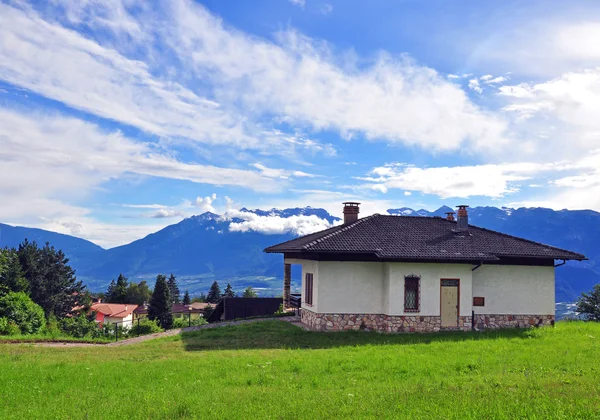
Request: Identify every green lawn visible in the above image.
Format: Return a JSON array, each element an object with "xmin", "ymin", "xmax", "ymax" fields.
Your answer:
[{"xmin": 1, "ymin": 321, "xmax": 599, "ymax": 419}]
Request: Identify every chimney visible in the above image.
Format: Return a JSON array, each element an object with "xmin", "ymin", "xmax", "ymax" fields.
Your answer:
[
  {"xmin": 456, "ymin": 205, "xmax": 469, "ymax": 231},
  {"xmin": 445, "ymin": 211, "xmax": 456, "ymax": 221},
  {"xmin": 343, "ymin": 202, "xmax": 360, "ymax": 224}
]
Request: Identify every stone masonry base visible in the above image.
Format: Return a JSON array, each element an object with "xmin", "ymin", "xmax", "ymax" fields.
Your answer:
[
  {"xmin": 300, "ymin": 309, "xmax": 554, "ymax": 333},
  {"xmin": 473, "ymin": 314, "xmax": 554, "ymax": 330}
]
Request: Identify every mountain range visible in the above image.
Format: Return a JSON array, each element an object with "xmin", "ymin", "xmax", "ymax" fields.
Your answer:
[{"xmin": 1, "ymin": 206, "xmax": 599, "ymax": 304}]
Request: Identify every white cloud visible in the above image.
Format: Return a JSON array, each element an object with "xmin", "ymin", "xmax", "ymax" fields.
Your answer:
[
  {"xmin": 480, "ymin": 75, "xmax": 493, "ymax": 81},
  {"xmin": 320, "ymin": 4, "xmax": 333, "ymax": 15},
  {"xmin": 360, "ymin": 162, "xmax": 557, "ymax": 199},
  {"xmin": 46, "ymin": 0, "xmax": 505, "ymax": 153},
  {"xmin": 251, "ymin": 163, "xmax": 316, "ymax": 179},
  {"xmin": 468, "ymin": 78, "xmax": 483, "ymax": 93},
  {"xmin": 483, "ymin": 76, "xmax": 508, "ymax": 84},
  {"xmin": 226, "ymin": 210, "xmax": 339, "ymax": 235},
  {"xmin": 145, "ymin": 209, "xmax": 185, "ymax": 218},
  {"xmin": 0, "ymin": 107, "xmax": 282, "ymax": 246},
  {"xmin": 196, "ymin": 193, "xmax": 217, "ymax": 213},
  {"xmin": 122, "ymin": 204, "xmax": 169, "ymax": 209},
  {"xmin": 499, "ymin": 68, "xmax": 600, "ymax": 157},
  {"xmin": 289, "ymin": 0, "xmax": 306, "ymax": 8}
]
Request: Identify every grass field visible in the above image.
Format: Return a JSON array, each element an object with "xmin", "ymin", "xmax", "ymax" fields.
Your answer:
[{"xmin": 1, "ymin": 321, "xmax": 599, "ymax": 419}]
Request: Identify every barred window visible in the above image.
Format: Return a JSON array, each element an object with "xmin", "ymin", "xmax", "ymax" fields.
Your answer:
[
  {"xmin": 404, "ymin": 275, "xmax": 420, "ymax": 312},
  {"xmin": 305, "ymin": 273, "xmax": 314, "ymax": 305}
]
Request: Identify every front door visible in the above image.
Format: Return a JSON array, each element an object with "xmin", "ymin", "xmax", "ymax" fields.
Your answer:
[{"xmin": 440, "ymin": 279, "xmax": 459, "ymax": 328}]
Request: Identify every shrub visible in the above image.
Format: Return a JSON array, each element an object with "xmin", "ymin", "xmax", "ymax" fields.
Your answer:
[
  {"xmin": 0, "ymin": 317, "xmax": 21, "ymax": 335},
  {"xmin": 577, "ymin": 284, "xmax": 600, "ymax": 321},
  {"xmin": 172, "ymin": 316, "xmax": 208, "ymax": 328},
  {"xmin": 61, "ymin": 313, "xmax": 102, "ymax": 338},
  {"xmin": 0, "ymin": 292, "xmax": 45, "ymax": 334},
  {"xmin": 46, "ymin": 313, "xmax": 62, "ymax": 336},
  {"xmin": 129, "ymin": 318, "xmax": 163, "ymax": 336}
]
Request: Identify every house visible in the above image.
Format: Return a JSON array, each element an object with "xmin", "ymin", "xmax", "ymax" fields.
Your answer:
[
  {"xmin": 265, "ymin": 203, "xmax": 586, "ymax": 333},
  {"xmin": 90, "ymin": 303, "xmax": 138, "ymax": 329}
]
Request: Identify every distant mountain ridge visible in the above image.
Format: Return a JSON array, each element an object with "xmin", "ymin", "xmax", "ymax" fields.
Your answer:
[{"xmin": 1, "ymin": 205, "xmax": 599, "ymax": 303}]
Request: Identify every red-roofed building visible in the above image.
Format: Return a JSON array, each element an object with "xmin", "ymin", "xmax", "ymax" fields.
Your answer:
[{"xmin": 91, "ymin": 303, "xmax": 138, "ymax": 328}]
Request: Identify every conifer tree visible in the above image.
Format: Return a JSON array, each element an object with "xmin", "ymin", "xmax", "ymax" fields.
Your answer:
[
  {"xmin": 242, "ymin": 286, "xmax": 258, "ymax": 298},
  {"xmin": 113, "ymin": 273, "xmax": 129, "ymax": 303},
  {"xmin": 17, "ymin": 240, "xmax": 84, "ymax": 318},
  {"xmin": 206, "ymin": 281, "xmax": 222, "ymax": 303},
  {"xmin": 167, "ymin": 273, "xmax": 180, "ymax": 304},
  {"xmin": 182, "ymin": 290, "xmax": 191, "ymax": 305},
  {"xmin": 148, "ymin": 274, "xmax": 173, "ymax": 329},
  {"xmin": 222, "ymin": 283, "xmax": 235, "ymax": 298}
]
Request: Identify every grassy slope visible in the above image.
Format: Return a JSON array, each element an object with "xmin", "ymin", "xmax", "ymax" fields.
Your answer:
[{"xmin": 1, "ymin": 321, "xmax": 599, "ymax": 419}]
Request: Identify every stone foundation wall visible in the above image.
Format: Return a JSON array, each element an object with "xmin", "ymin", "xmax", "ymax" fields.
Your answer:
[
  {"xmin": 300, "ymin": 309, "xmax": 554, "ymax": 333},
  {"xmin": 473, "ymin": 314, "xmax": 554, "ymax": 330},
  {"xmin": 300, "ymin": 309, "xmax": 471, "ymax": 333}
]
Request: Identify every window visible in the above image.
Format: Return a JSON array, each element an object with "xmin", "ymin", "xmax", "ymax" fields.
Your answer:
[
  {"xmin": 473, "ymin": 297, "xmax": 485, "ymax": 307},
  {"xmin": 404, "ymin": 275, "xmax": 420, "ymax": 312},
  {"xmin": 304, "ymin": 273, "xmax": 314, "ymax": 305}
]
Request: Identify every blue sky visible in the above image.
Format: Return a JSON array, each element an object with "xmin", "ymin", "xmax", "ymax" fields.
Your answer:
[{"xmin": 1, "ymin": 0, "xmax": 600, "ymax": 247}]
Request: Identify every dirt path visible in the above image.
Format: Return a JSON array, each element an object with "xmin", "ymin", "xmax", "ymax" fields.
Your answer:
[{"xmin": 5, "ymin": 316, "xmax": 303, "ymax": 348}]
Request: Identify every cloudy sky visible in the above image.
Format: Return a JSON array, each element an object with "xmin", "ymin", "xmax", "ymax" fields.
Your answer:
[{"xmin": 1, "ymin": 0, "xmax": 600, "ymax": 247}]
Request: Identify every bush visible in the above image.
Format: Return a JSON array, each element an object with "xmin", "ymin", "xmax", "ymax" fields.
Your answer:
[
  {"xmin": 172, "ymin": 316, "xmax": 208, "ymax": 328},
  {"xmin": 0, "ymin": 292, "xmax": 45, "ymax": 334},
  {"xmin": 577, "ymin": 284, "xmax": 600, "ymax": 321},
  {"xmin": 61, "ymin": 313, "xmax": 102, "ymax": 338},
  {"xmin": 129, "ymin": 318, "xmax": 163, "ymax": 336},
  {"xmin": 101, "ymin": 323, "xmax": 128, "ymax": 340},
  {"xmin": 0, "ymin": 317, "xmax": 21, "ymax": 335}
]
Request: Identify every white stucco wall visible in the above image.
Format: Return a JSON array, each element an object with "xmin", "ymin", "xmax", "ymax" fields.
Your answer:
[
  {"xmin": 472, "ymin": 265, "xmax": 555, "ymax": 315},
  {"xmin": 285, "ymin": 258, "xmax": 554, "ymax": 317},
  {"xmin": 104, "ymin": 314, "xmax": 134, "ymax": 329},
  {"xmin": 385, "ymin": 262, "xmax": 473, "ymax": 316},
  {"xmin": 317, "ymin": 261, "xmax": 384, "ymax": 314}
]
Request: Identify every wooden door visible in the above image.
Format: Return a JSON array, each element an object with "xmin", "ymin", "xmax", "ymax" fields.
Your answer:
[{"xmin": 440, "ymin": 279, "xmax": 459, "ymax": 328}]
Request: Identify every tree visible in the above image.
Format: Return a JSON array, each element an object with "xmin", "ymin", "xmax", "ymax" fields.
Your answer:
[
  {"xmin": 577, "ymin": 284, "xmax": 600, "ymax": 321},
  {"xmin": 182, "ymin": 290, "xmax": 191, "ymax": 305},
  {"xmin": 126, "ymin": 280, "xmax": 152, "ymax": 305},
  {"xmin": 105, "ymin": 280, "xmax": 116, "ymax": 302},
  {"xmin": 0, "ymin": 292, "xmax": 45, "ymax": 335},
  {"xmin": 148, "ymin": 274, "xmax": 173, "ymax": 329},
  {"xmin": 167, "ymin": 274, "xmax": 180, "ymax": 304},
  {"xmin": 242, "ymin": 286, "xmax": 258, "ymax": 298},
  {"xmin": 105, "ymin": 273, "xmax": 129, "ymax": 303},
  {"xmin": 223, "ymin": 283, "xmax": 235, "ymax": 298},
  {"xmin": 17, "ymin": 240, "xmax": 85, "ymax": 318},
  {"xmin": 206, "ymin": 281, "xmax": 222, "ymax": 303},
  {"xmin": 0, "ymin": 248, "xmax": 28, "ymax": 296}
]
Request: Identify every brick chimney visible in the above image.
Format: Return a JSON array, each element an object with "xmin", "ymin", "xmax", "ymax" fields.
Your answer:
[
  {"xmin": 445, "ymin": 211, "xmax": 456, "ymax": 221},
  {"xmin": 343, "ymin": 202, "xmax": 360, "ymax": 224},
  {"xmin": 456, "ymin": 205, "xmax": 469, "ymax": 231}
]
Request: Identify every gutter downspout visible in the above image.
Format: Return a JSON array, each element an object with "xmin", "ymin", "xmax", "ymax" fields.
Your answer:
[
  {"xmin": 471, "ymin": 261, "xmax": 482, "ymax": 271},
  {"xmin": 554, "ymin": 259, "xmax": 566, "ymax": 268}
]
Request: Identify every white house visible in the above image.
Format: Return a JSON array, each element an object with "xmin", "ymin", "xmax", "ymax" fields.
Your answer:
[
  {"xmin": 90, "ymin": 303, "xmax": 138, "ymax": 329},
  {"xmin": 265, "ymin": 203, "xmax": 586, "ymax": 333}
]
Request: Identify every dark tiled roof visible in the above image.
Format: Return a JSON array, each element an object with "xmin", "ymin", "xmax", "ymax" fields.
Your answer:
[{"xmin": 264, "ymin": 215, "xmax": 586, "ymax": 262}]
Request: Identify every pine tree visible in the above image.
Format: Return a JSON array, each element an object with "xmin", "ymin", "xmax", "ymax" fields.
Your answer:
[
  {"xmin": 113, "ymin": 273, "xmax": 129, "ymax": 303},
  {"xmin": 242, "ymin": 286, "xmax": 258, "ymax": 298},
  {"xmin": 206, "ymin": 281, "xmax": 222, "ymax": 303},
  {"xmin": 148, "ymin": 274, "xmax": 173, "ymax": 329},
  {"xmin": 182, "ymin": 290, "xmax": 191, "ymax": 305},
  {"xmin": 17, "ymin": 240, "xmax": 85, "ymax": 318},
  {"xmin": 105, "ymin": 280, "xmax": 116, "ymax": 302},
  {"xmin": 0, "ymin": 248, "xmax": 28, "ymax": 295},
  {"xmin": 167, "ymin": 273, "xmax": 180, "ymax": 304},
  {"xmin": 222, "ymin": 283, "xmax": 235, "ymax": 298}
]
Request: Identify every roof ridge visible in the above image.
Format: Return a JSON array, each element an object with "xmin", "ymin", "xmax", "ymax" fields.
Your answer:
[{"xmin": 303, "ymin": 214, "xmax": 379, "ymax": 250}]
